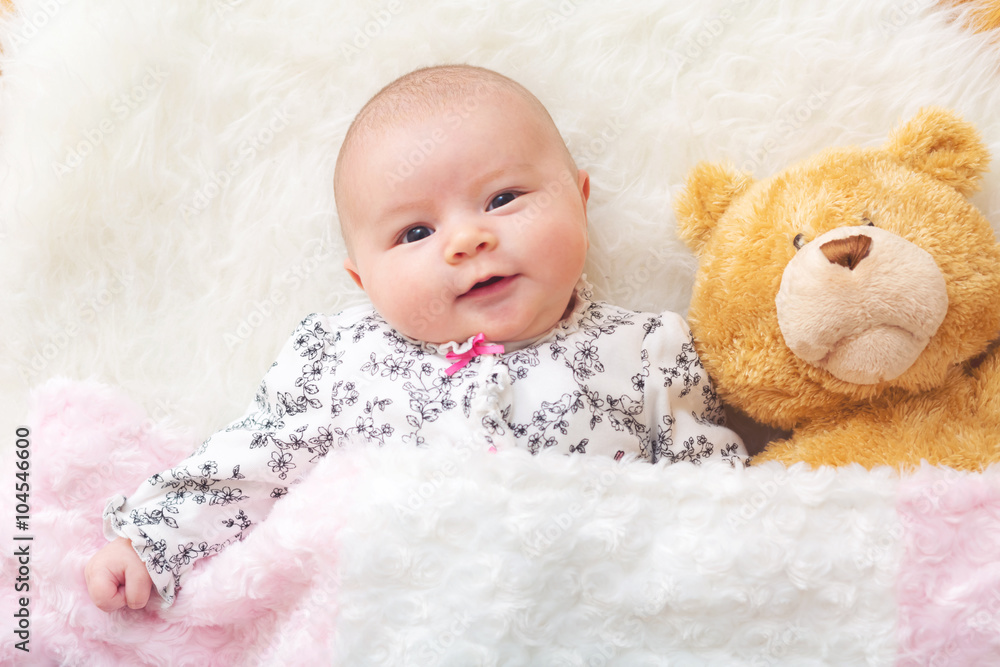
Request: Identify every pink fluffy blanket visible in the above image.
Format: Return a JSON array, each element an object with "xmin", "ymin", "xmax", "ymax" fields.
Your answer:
[
  {"xmin": 3, "ymin": 379, "xmax": 352, "ymax": 666},
  {"xmin": 4, "ymin": 378, "xmax": 1000, "ymax": 665}
]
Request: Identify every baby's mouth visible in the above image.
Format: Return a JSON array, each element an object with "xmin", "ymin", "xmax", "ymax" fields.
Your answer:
[
  {"xmin": 473, "ymin": 276, "xmax": 503, "ymax": 290},
  {"xmin": 460, "ymin": 275, "xmax": 511, "ymax": 297}
]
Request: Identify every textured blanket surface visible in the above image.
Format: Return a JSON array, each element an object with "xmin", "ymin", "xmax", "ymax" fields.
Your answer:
[
  {"xmin": 5, "ymin": 0, "xmax": 1000, "ymax": 664},
  {"xmin": 0, "ymin": 380, "xmax": 1000, "ymax": 666},
  {"xmin": 3, "ymin": 0, "xmax": 1000, "ymax": 444},
  {"xmin": 4, "ymin": 378, "xmax": 1000, "ymax": 666}
]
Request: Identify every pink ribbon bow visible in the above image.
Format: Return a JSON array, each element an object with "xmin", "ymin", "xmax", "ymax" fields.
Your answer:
[{"xmin": 444, "ymin": 333, "xmax": 504, "ymax": 376}]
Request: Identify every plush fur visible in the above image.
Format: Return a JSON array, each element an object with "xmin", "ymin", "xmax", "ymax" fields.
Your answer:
[
  {"xmin": 4, "ymin": 0, "xmax": 1000, "ymax": 663},
  {"xmin": 675, "ymin": 108, "xmax": 1000, "ymax": 469},
  {"xmin": 897, "ymin": 467, "xmax": 1000, "ymax": 664},
  {"xmin": 6, "ymin": 379, "xmax": 1000, "ymax": 664},
  {"xmin": 952, "ymin": 0, "xmax": 1000, "ymax": 32},
  {"xmin": 0, "ymin": 378, "xmax": 973, "ymax": 664},
  {"xmin": 4, "ymin": 0, "xmax": 1000, "ymax": 451}
]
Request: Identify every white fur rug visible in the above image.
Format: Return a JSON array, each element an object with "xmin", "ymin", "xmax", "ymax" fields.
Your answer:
[
  {"xmin": 4, "ymin": 0, "xmax": 1000, "ymax": 664},
  {"xmin": 4, "ymin": 0, "xmax": 1000, "ymax": 442}
]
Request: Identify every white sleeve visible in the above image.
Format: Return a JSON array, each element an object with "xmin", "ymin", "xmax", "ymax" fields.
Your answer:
[
  {"xmin": 102, "ymin": 313, "xmax": 346, "ymax": 604},
  {"xmin": 642, "ymin": 311, "xmax": 747, "ymax": 466}
]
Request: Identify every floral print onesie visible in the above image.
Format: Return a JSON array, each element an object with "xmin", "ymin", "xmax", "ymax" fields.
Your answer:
[{"xmin": 104, "ymin": 282, "xmax": 747, "ymax": 604}]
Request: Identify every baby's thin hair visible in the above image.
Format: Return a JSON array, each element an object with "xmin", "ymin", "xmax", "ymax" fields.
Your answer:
[
  {"xmin": 337, "ymin": 65, "xmax": 547, "ymax": 177},
  {"xmin": 333, "ymin": 64, "xmax": 571, "ymax": 228}
]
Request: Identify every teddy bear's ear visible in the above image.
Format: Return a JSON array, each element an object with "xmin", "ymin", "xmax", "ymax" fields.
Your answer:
[
  {"xmin": 674, "ymin": 162, "xmax": 753, "ymax": 254},
  {"xmin": 885, "ymin": 107, "xmax": 989, "ymax": 197}
]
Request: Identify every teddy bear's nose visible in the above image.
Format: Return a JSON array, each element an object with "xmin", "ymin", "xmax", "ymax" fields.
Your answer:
[{"xmin": 820, "ymin": 234, "xmax": 873, "ymax": 271}]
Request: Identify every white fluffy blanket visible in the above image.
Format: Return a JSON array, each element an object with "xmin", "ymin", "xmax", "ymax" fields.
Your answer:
[{"xmin": 4, "ymin": 0, "xmax": 1000, "ymax": 664}]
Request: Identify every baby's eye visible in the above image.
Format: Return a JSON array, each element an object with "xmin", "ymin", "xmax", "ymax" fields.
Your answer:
[
  {"xmin": 486, "ymin": 192, "xmax": 519, "ymax": 211},
  {"xmin": 401, "ymin": 226, "xmax": 433, "ymax": 244}
]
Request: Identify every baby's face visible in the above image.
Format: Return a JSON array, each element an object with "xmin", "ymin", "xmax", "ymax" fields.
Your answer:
[{"xmin": 340, "ymin": 95, "xmax": 589, "ymax": 344}]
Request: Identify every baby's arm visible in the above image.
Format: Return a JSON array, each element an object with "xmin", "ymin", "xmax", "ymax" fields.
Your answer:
[
  {"xmin": 645, "ymin": 312, "xmax": 747, "ymax": 465},
  {"xmin": 93, "ymin": 313, "xmax": 342, "ymax": 608},
  {"xmin": 85, "ymin": 537, "xmax": 154, "ymax": 612}
]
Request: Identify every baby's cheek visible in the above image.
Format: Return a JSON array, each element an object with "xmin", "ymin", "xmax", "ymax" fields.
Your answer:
[
  {"xmin": 547, "ymin": 231, "xmax": 588, "ymax": 279},
  {"xmin": 383, "ymin": 294, "xmax": 443, "ymax": 342},
  {"xmin": 403, "ymin": 308, "xmax": 433, "ymax": 340}
]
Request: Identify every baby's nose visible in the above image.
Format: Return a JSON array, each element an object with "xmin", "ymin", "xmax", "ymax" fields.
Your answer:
[{"xmin": 445, "ymin": 225, "xmax": 498, "ymax": 264}]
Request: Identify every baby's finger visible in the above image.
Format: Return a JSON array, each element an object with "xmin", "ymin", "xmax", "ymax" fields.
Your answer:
[{"xmin": 124, "ymin": 559, "xmax": 152, "ymax": 609}]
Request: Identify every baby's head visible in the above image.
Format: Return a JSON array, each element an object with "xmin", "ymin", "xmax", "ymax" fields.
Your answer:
[{"xmin": 334, "ymin": 65, "xmax": 590, "ymax": 345}]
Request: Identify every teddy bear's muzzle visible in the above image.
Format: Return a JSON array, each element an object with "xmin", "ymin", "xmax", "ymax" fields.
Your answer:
[{"xmin": 775, "ymin": 226, "xmax": 949, "ymax": 385}]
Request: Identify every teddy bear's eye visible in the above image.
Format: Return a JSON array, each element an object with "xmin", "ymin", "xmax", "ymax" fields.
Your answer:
[
  {"xmin": 862, "ymin": 217, "xmax": 874, "ymax": 227},
  {"xmin": 793, "ymin": 233, "xmax": 806, "ymax": 250}
]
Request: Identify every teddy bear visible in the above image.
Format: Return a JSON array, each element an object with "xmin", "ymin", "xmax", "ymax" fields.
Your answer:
[{"xmin": 673, "ymin": 107, "xmax": 1000, "ymax": 470}]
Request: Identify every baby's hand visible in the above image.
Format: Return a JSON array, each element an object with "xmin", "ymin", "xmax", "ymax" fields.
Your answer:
[{"xmin": 85, "ymin": 536, "xmax": 154, "ymax": 612}]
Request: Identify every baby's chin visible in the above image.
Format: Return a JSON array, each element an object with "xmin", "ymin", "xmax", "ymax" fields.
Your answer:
[
  {"xmin": 392, "ymin": 322, "xmax": 527, "ymax": 347},
  {"xmin": 428, "ymin": 319, "xmax": 565, "ymax": 347},
  {"xmin": 386, "ymin": 292, "xmax": 578, "ymax": 346}
]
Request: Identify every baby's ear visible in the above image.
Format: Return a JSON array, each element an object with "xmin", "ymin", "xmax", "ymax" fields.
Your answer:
[
  {"xmin": 343, "ymin": 257, "xmax": 364, "ymax": 290},
  {"xmin": 674, "ymin": 162, "xmax": 754, "ymax": 254},
  {"xmin": 885, "ymin": 107, "xmax": 990, "ymax": 197}
]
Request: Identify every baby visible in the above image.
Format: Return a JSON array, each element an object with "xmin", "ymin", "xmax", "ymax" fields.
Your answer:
[{"xmin": 86, "ymin": 64, "xmax": 747, "ymax": 612}]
